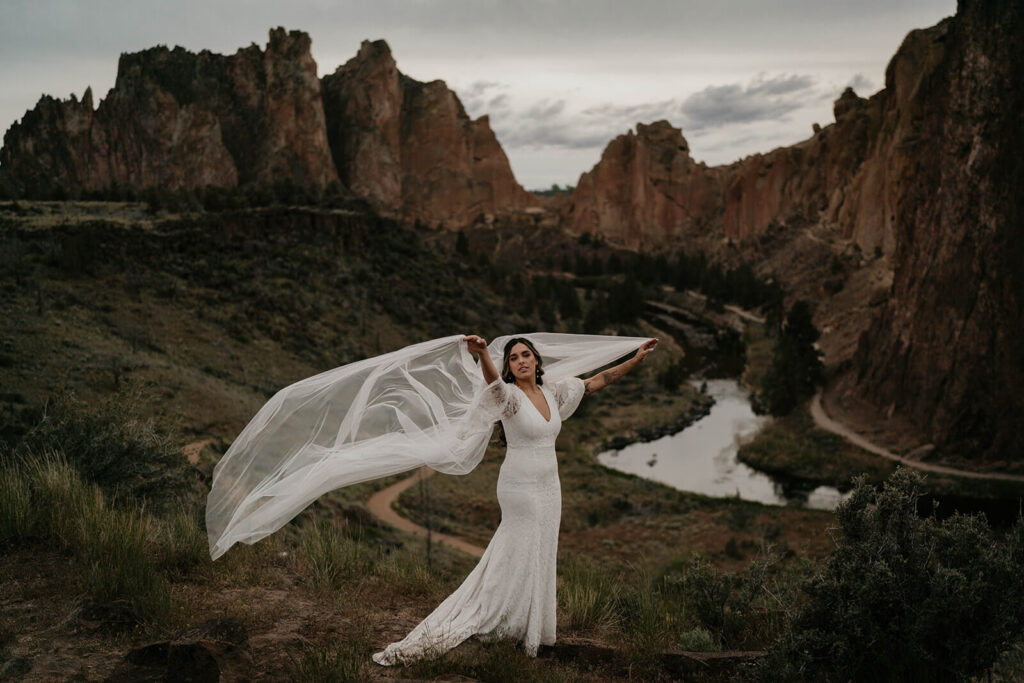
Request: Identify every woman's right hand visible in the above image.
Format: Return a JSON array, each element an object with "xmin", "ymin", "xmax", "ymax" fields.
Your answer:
[{"xmin": 463, "ymin": 335, "xmax": 488, "ymax": 356}]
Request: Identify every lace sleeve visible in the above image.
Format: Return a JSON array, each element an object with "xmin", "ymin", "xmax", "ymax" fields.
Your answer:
[
  {"xmin": 483, "ymin": 379, "xmax": 519, "ymax": 420},
  {"xmin": 457, "ymin": 378, "xmax": 519, "ymax": 438},
  {"xmin": 551, "ymin": 376, "xmax": 586, "ymax": 420}
]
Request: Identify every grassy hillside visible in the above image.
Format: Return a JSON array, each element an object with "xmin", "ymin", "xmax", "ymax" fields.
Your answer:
[{"xmin": 3, "ymin": 201, "xmax": 1022, "ymax": 681}]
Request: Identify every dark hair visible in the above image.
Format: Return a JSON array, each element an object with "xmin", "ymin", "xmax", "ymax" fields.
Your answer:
[{"xmin": 501, "ymin": 337, "xmax": 545, "ymax": 385}]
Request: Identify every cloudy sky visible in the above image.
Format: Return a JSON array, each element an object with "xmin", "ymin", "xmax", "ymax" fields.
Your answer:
[{"xmin": 1, "ymin": 0, "xmax": 955, "ymax": 189}]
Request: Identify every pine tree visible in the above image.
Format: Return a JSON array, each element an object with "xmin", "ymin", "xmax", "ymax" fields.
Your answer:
[{"xmin": 760, "ymin": 300, "xmax": 824, "ymax": 415}]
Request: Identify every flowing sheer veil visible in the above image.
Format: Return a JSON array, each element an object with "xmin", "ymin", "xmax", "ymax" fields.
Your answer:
[{"xmin": 206, "ymin": 332, "xmax": 650, "ymax": 559}]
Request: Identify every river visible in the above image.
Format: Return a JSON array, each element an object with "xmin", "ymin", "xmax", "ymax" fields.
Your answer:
[{"xmin": 597, "ymin": 379, "xmax": 848, "ymax": 510}]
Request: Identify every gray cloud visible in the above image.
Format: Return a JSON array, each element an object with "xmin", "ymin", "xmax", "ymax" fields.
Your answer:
[
  {"xmin": 494, "ymin": 119, "xmax": 616, "ymax": 150},
  {"xmin": 581, "ymin": 99, "xmax": 683, "ymax": 123},
  {"xmin": 487, "ymin": 93, "xmax": 510, "ymax": 111},
  {"xmin": 681, "ymin": 74, "xmax": 816, "ymax": 130},
  {"xmin": 522, "ymin": 99, "xmax": 567, "ymax": 120},
  {"xmin": 487, "ymin": 95, "xmax": 678, "ymax": 151},
  {"xmin": 459, "ymin": 80, "xmax": 508, "ymax": 116},
  {"xmin": 745, "ymin": 73, "xmax": 815, "ymax": 96},
  {"xmin": 462, "ymin": 80, "xmax": 503, "ymax": 98},
  {"xmin": 847, "ymin": 72, "xmax": 875, "ymax": 94}
]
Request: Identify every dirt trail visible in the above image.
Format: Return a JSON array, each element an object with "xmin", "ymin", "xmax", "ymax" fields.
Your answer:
[
  {"xmin": 366, "ymin": 467, "xmax": 486, "ymax": 558},
  {"xmin": 810, "ymin": 392, "xmax": 1024, "ymax": 483},
  {"xmin": 182, "ymin": 438, "xmax": 215, "ymax": 464}
]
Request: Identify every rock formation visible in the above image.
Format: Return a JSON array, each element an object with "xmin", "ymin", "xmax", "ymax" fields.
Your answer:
[
  {"xmin": 566, "ymin": 0, "xmax": 1023, "ymax": 463},
  {"xmin": 851, "ymin": 0, "xmax": 1024, "ymax": 462},
  {"xmin": 320, "ymin": 40, "xmax": 403, "ymax": 208},
  {"xmin": 0, "ymin": 34, "xmax": 535, "ymax": 228},
  {"xmin": 0, "ymin": 28, "xmax": 338, "ymax": 194},
  {"xmin": 321, "ymin": 40, "xmax": 536, "ymax": 226},
  {"xmin": 566, "ymin": 16, "xmax": 955, "ymax": 258},
  {"xmin": 566, "ymin": 88, "xmax": 893, "ymax": 255},
  {"xmin": 566, "ymin": 121, "xmax": 721, "ymax": 248}
]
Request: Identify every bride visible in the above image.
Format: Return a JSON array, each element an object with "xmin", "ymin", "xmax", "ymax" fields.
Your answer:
[
  {"xmin": 204, "ymin": 331, "xmax": 657, "ymax": 662},
  {"xmin": 372, "ymin": 333, "xmax": 658, "ymax": 664}
]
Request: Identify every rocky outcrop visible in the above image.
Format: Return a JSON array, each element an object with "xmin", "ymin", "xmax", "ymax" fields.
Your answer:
[
  {"xmin": 566, "ymin": 121, "xmax": 722, "ymax": 248},
  {"xmin": 0, "ymin": 28, "xmax": 338, "ymax": 194},
  {"xmin": 321, "ymin": 40, "xmax": 536, "ymax": 226},
  {"xmin": 566, "ymin": 88, "xmax": 895, "ymax": 254},
  {"xmin": 1, "ymin": 34, "xmax": 535, "ymax": 228},
  {"xmin": 851, "ymin": 0, "xmax": 1024, "ymax": 462},
  {"xmin": 566, "ymin": 19, "xmax": 953, "ymax": 258},
  {"xmin": 566, "ymin": 1, "xmax": 1022, "ymax": 463},
  {"xmin": 320, "ymin": 40, "xmax": 403, "ymax": 208}
]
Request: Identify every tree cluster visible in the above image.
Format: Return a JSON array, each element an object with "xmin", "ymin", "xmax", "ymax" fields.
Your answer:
[
  {"xmin": 758, "ymin": 300, "xmax": 823, "ymax": 415},
  {"xmin": 764, "ymin": 469, "xmax": 1024, "ymax": 681}
]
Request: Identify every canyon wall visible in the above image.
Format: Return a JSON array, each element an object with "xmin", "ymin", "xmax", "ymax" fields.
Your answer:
[
  {"xmin": 851, "ymin": 0, "xmax": 1024, "ymax": 461},
  {"xmin": 566, "ymin": 20, "xmax": 951, "ymax": 259},
  {"xmin": 0, "ymin": 34, "xmax": 535, "ymax": 228},
  {"xmin": 566, "ymin": 0, "xmax": 1022, "ymax": 462},
  {"xmin": 321, "ymin": 40, "xmax": 536, "ymax": 226},
  {"xmin": 566, "ymin": 121, "xmax": 722, "ymax": 249},
  {"xmin": 0, "ymin": 28, "xmax": 338, "ymax": 193}
]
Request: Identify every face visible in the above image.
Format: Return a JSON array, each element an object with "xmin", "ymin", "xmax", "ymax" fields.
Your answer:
[{"xmin": 508, "ymin": 342, "xmax": 538, "ymax": 381}]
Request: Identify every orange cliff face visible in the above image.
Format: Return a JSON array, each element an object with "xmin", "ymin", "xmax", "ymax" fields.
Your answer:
[
  {"xmin": 565, "ymin": 17, "xmax": 951, "ymax": 260},
  {"xmin": 851, "ymin": 1, "xmax": 1024, "ymax": 463},
  {"xmin": 0, "ymin": 28, "xmax": 338, "ymax": 193},
  {"xmin": 0, "ymin": 34, "xmax": 536, "ymax": 229},
  {"xmin": 566, "ymin": 121, "xmax": 723, "ymax": 249},
  {"xmin": 565, "ymin": 93, "xmax": 894, "ymax": 255},
  {"xmin": 321, "ymin": 39, "xmax": 403, "ymax": 209},
  {"xmin": 564, "ymin": 1, "xmax": 1023, "ymax": 463},
  {"xmin": 320, "ymin": 39, "xmax": 537, "ymax": 228}
]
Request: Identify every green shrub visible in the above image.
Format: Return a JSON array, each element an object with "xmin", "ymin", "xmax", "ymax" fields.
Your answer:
[
  {"xmin": 0, "ymin": 452, "xmax": 171, "ymax": 624},
  {"xmin": 680, "ymin": 557, "xmax": 737, "ymax": 638},
  {"xmin": 764, "ymin": 469, "xmax": 1024, "ymax": 681},
  {"xmin": 12, "ymin": 384, "xmax": 189, "ymax": 508},
  {"xmin": 678, "ymin": 626, "xmax": 716, "ymax": 652}
]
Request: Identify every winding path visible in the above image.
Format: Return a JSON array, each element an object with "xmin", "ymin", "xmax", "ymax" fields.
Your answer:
[
  {"xmin": 366, "ymin": 466, "xmax": 486, "ymax": 558},
  {"xmin": 810, "ymin": 392, "xmax": 1024, "ymax": 483}
]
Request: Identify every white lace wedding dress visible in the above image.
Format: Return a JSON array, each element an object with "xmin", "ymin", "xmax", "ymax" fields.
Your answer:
[{"xmin": 372, "ymin": 375, "xmax": 587, "ymax": 665}]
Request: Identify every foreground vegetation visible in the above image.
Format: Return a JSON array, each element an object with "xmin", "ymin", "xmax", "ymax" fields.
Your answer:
[
  {"xmin": 3, "ymin": 389, "xmax": 1024, "ymax": 680},
  {"xmin": 3, "ymin": 202, "xmax": 1024, "ymax": 679}
]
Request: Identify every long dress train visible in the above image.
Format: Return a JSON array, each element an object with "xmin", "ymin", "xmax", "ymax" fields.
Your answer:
[{"xmin": 372, "ymin": 375, "xmax": 586, "ymax": 665}]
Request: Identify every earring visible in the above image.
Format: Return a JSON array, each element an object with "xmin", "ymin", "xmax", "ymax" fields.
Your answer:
[{"xmin": 535, "ymin": 367, "xmax": 541, "ymax": 380}]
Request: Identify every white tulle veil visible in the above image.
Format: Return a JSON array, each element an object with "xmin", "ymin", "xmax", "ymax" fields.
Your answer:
[{"xmin": 206, "ymin": 332, "xmax": 650, "ymax": 559}]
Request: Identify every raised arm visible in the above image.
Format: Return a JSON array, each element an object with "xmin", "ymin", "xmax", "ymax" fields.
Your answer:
[
  {"xmin": 583, "ymin": 338, "xmax": 659, "ymax": 396},
  {"xmin": 463, "ymin": 334, "xmax": 499, "ymax": 384}
]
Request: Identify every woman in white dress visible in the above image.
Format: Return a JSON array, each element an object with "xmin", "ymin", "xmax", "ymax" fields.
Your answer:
[{"xmin": 372, "ymin": 333, "xmax": 658, "ymax": 665}]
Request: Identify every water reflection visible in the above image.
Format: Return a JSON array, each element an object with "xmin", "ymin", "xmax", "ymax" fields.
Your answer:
[{"xmin": 597, "ymin": 379, "xmax": 848, "ymax": 510}]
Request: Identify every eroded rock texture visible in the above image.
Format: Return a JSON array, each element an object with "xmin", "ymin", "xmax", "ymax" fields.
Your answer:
[
  {"xmin": 565, "ymin": 1, "xmax": 1022, "ymax": 462},
  {"xmin": 851, "ymin": 0, "xmax": 1024, "ymax": 461},
  {"xmin": 1, "ymin": 34, "xmax": 535, "ymax": 228},
  {"xmin": 0, "ymin": 28, "xmax": 338, "ymax": 193},
  {"xmin": 565, "ymin": 16, "xmax": 960, "ymax": 258},
  {"xmin": 566, "ymin": 121, "xmax": 722, "ymax": 249},
  {"xmin": 321, "ymin": 40, "xmax": 536, "ymax": 226}
]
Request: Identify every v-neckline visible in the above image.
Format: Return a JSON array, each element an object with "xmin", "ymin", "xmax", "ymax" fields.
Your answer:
[{"xmin": 514, "ymin": 383, "xmax": 552, "ymax": 423}]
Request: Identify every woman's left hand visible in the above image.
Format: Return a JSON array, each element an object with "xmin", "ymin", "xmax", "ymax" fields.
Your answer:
[{"xmin": 636, "ymin": 338, "xmax": 659, "ymax": 363}]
